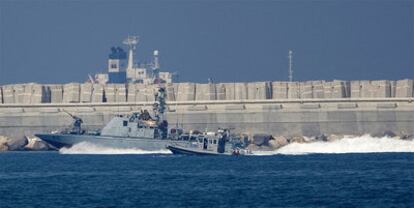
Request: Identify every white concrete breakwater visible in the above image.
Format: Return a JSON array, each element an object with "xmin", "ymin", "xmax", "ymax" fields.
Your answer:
[
  {"xmin": 0, "ymin": 79, "xmax": 413, "ymax": 104},
  {"xmin": 0, "ymin": 79, "xmax": 413, "ymax": 140}
]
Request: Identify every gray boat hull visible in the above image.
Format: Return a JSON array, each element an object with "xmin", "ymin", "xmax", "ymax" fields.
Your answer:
[{"xmin": 35, "ymin": 133, "xmax": 187, "ymax": 151}]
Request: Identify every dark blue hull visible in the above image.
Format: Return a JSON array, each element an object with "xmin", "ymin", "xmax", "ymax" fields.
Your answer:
[
  {"xmin": 167, "ymin": 145, "xmax": 231, "ymax": 156},
  {"xmin": 35, "ymin": 133, "xmax": 188, "ymax": 151}
]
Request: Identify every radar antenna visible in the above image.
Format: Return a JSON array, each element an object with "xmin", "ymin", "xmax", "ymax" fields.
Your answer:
[
  {"xmin": 123, "ymin": 35, "xmax": 139, "ymax": 70},
  {"xmin": 288, "ymin": 50, "xmax": 293, "ymax": 82}
]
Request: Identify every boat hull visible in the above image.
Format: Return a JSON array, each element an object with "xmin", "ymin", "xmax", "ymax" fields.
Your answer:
[
  {"xmin": 35, "ymin": 133, "xmax": 187, "ymax": 151},
  {"xmin": 167, "ymin": 145, "xmax": 231, "ymax": 156}
]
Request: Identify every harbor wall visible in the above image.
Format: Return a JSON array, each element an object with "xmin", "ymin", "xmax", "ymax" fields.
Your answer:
[
  {"xmin": 0, "ymin": 80, "xmax": 413, "ymax": 139},
  {"xmin": 0, "ymin": 80, "xmax": 412, "ymax": 104}
]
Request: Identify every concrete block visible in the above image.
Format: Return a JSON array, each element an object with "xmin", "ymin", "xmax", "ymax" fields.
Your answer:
[
  {"xmin": 287, "ymin": 82, "xmax": 300, "ymax": 99},
  {"xmin": 116, "ymin": 85, "xmax": 127, "ymax": 102},
  {"xmin": 104, "ymin": 84, "xmax": 127, "ymax": 103},
  {"xmin": 2, "ymin": 85, "xmax": 18, "ymax": 103},
  {"xmin": 177, "ymin": 83, "xmax": 196, "ymax": 101},
  {"xmin": 311, "ymin": 80, "xmax": 325, "ymax": 98},
  {"xmin": 49, "ymin": 85, "xmax": 63, "ymax": 103},
  {"xmin": 216, "ymin": 83, "xmax": 226, "ymax": 100},
  {"xmin": 165, "ymin": 83, "xmax": 178, "ymax": 102},
  {"xmin": 224, "ymin": 83, "xmax": 235, "ymax": 100},
  {"xmin": 195, "ymin": 84, "xmax": 216, "ymax": 101},
  {"xmin": 63, "ymin": 83, "xmax": 80, "ymax": 103},
  {"xmin": 247, "ymin": 82, "xmax": 270, "ymax": 100},
  {"xmin": 352, "ymin": 80, "xmax": 391, "ymax": 98},
  {"xmin": 360, "ymin": 80, "xmax": 373, "ymax": 97},
  {"xmin": 350, "ymin": 80, "xmax": 363, "ymax": 98},
  {"xmin": 80, "ymin": 83, "xmax": 93, "ymax": 103},
  {"xmin": 145, "ymin": 85, "xmax": 157, "ymax": 102},
  {"xmin": 14, "ymin": 84, "xmax": 25, "ymax": 103},
  {"xmin": 390, "ymin": 81, "xmax": 396, "ymax": 97},
  {"xmin": 28, "ymin": 84, "xmax": 47, "ymax": 104},
  {"xmin": 395, "ymin": 79, "xmax": 413, "ymax": 97},
  {"xmin": 299, "ymin": 81, "xmax": 313, "ymax": 98},
  {"xmin": 324, "ymin": 80, "xmax": 348, "ymax": 98},
  {"xmin": 234, "ymin": 82, "xmax": 248, "ymax": 100},
  {"xmin": 271, "ymin": 82, "xmax": 288, "ymax": 99},
  {"xmin": 22, "ymin": 84, "xmax": 33, "ymax": 104},
  {"xmin": 91, "ymin": 84, "xmax": 104, "ymax": 103},
  {"xmin": 2, "ymin": 83, "xmax": 48, "ymax": 104},
  {"xmin": 127, "ymin": 84, "xmax": 143, "ymax": 102},
  {"xmin": 371, "ymin": 80, "xmax": 391, "ymax": 98}
]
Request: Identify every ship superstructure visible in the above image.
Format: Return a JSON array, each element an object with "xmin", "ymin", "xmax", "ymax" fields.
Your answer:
[{"xmin": 94, "ymin": 36, "xmax": 176, "ymax": 84}]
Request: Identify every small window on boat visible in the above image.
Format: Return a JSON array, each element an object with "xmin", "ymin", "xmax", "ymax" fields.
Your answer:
[
  {"xmin": 123, "ymin": 121, "xmax": 128, "ymax": 127},
  {"xmin": 213, "ymin": 140, "xmax": 217, "ymax": 144}
]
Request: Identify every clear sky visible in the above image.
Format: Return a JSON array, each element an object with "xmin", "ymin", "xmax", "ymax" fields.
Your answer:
[{"xmin": 0, "ymin": 0, "xmax": 413, "ymax": 84}]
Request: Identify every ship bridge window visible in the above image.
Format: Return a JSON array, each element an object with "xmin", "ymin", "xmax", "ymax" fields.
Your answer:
[{"xmin": 123, "ymin": 121, "xmax": 128, "ymax": 127}]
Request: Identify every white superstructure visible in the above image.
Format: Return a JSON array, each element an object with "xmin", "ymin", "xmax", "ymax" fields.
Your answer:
[{"xmin": 94, "ymin": 36, "xmax": 177, "ymax": 84}]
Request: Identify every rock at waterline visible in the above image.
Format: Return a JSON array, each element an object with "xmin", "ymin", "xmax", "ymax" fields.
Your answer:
[
  {"xmin": 371, "ymin": 130, "xmax": 398, "ymax": 138},
  {"xmin": 252, "ymin": 134, "xmax": 273, "ymax": 146},
  {"xmin": 0, "ymin": 136, "xmax": 28, "ymax": 151},
  {"xmin": 401, "ymin": 135, "xmax": 414, "ymax": 141},
  {"xmin": 326, "ymin": 134, "xmax": 344, "ymax": 142},
  {"xmin": 246, "ymin": 143, "xmax": 273, "ymax": 151},
  {"xmin": 288, "ymin": 135, "xmax": 306, "ymax": 144},
  {"xmin": 25, "ymin": 136, "xmax": 55, "ymax": 151},
  {"xmin": 268, "ymin": 136, "xmax": 288, "ymax": 150},
  {"xmin": 0, "ymin": 136, "xmax": 8, "ymax": 151}
]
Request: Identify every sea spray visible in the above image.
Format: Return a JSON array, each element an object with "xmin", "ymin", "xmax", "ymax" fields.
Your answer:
[
  {"xmin": 253, "ymin": 135, "xmax": 414, "ymax": 155},
  {"xmin": 59, "ymin": 142, "xmax": 171, "ymax": 155}
]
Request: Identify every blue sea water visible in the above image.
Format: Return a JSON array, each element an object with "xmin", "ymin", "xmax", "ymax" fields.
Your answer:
[{"xmin": 1, "ymin": 152, "xmax": 413, "ymax": 208}]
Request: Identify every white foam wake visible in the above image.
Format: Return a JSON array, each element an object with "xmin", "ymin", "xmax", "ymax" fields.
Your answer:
[
  {"xmin": 253, "ymin": 135, "xmax": 414, "ymax": 155},
  {"xmin": 59, "ymin": 142, "xmax": 171, "ymax": 155}
]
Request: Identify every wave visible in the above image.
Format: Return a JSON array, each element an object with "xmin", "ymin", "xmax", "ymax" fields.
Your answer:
[
  {"xmin": 59, "ymin": 142, "xmax": 171, "ymax": 155},
  {"xmin": 252, "ymin": 135, "xmax": 414, "ymax": 155}
]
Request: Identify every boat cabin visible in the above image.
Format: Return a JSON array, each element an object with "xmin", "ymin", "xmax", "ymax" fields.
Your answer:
[{"xmin": 196, "ymin": 134, "xmax": 226, "ymax": 153}]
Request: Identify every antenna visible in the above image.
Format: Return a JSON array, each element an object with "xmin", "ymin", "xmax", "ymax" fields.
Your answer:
[
  {"xmin": 153, "ymin": 50, "xmax": 160, "ymax": 70},
  {"xmin": 123, "ymin": 35, "xmax": 139, "ymax": 70},
  {"xmin": 152, "ymin": 50, "xmax": 160, "ymax": 84},
  {"xmin": 288, "ymin": 50, "xmax": 293, "ymax": 82},
  {"xmin": 123, "ymin": 35, "xmax": 139, "ymax": 50}
]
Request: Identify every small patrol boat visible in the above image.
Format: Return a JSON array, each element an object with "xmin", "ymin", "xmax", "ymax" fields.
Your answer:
[
  {"xmin": 35, "ymin": 87, "xmax": 190, "ymax": 151},
  {"xmin": 167, "ymin": 129, "xmax": 251, "ymax": 156}
]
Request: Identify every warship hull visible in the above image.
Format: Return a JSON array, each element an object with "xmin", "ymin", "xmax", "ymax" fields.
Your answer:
[{"xmin": 35, "ymin": 133, "xmax": 187, "ymax": 151}]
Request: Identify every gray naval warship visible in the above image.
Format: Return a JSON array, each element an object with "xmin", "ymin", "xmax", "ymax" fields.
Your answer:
[{"xmin": 35, "ymin": 87, "xmax": 190, "ymax": 151}]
